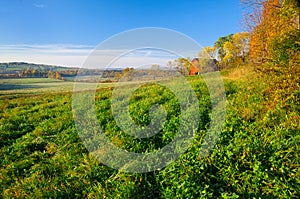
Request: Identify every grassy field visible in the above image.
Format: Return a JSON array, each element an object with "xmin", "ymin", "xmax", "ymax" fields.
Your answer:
[
  {"xmin": 0, "ymin": 71, "xmax": 299, "ymax": 198},
  {"xmin": 0, "ymin": 78, "xmax": 116, "ymax": 96}
]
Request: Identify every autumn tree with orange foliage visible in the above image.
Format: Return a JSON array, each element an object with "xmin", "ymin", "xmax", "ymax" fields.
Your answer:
[
  {"xmin": 242, "ymin": 0, "xmax": 300, "ymax": 106},
  {"xmin": 242, "ymin": 0, "xmax": 299, "ymax": 65}
]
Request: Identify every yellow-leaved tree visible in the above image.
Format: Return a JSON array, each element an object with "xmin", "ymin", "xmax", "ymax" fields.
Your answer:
[{"xmin": 214, "ymin": 32, "xmax": 250, "ymax": 67}]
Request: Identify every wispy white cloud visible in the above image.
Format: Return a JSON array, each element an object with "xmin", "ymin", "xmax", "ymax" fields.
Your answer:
[
  {"xmin": 145, "ymin": 51, "xmax": 152, "ymax": 57},
  {"xmin": 33, "ymin": 4, "xmax": 45, "ymax": 8},
  {"xmin": 0, "ymin": 44, "xmax": 179, "ymax": 69},
  {"xmin": 0, "ymin": 44, "xmax": 92, "ymax": 67}
]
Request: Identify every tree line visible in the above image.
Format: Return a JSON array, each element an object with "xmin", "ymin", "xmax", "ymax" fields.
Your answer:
[{"xmin": 171, "ymin": 0, "xmax": 299, "ymax": 76}]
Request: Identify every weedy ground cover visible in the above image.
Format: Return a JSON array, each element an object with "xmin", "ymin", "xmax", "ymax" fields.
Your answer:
[{"xmin": 0, "ymin": 70, "xmax": 299, "ymax": 198}]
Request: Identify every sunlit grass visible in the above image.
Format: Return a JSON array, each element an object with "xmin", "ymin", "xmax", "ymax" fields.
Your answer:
[{"xmin": 0, "ymin": 71, "xmax": 299, "ymax": 198}]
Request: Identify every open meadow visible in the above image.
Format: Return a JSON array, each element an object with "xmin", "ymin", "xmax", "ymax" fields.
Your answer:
[
  {"xmin": 0, "ymin": 78, "xmax": 114, "ymax": 95},
  {"xmin": 1, "ymin": 0, "xmax": 299, "ymax": 198},
  {"xmin": 0, "ymin": 68, "xmax": 299, "ymax": 198}
]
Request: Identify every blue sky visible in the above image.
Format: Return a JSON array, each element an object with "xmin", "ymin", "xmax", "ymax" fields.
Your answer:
[{"xmin": 0, "ymin": 0, "xmax": 244, "ymax": 67}]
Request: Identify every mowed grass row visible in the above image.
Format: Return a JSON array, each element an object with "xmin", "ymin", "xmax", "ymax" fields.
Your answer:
[{"xmin": 0, "ymin": 74, "xmax": 299, "ymax": 198}]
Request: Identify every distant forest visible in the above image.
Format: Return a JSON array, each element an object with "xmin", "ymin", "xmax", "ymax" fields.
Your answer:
[
  {"xmin": 0, "ymin": 62, "xmax": 124, "ymax": 81},
  {"xmin": 0, "ymin": 62, "xmax": 205, "ymax": 82}
]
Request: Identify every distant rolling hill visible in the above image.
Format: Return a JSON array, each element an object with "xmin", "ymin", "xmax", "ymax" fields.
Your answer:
[{"xmin": 0, "ymin": 62, "xmax": 79, "ymax": 73}]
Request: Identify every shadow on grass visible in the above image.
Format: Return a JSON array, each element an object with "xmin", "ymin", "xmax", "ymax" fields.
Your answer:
[{"xmin": 0, "ymin": 84, "xmax": 43, "ymax": 91}]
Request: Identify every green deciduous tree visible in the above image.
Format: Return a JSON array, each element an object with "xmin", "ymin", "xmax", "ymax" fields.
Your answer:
[
  {"xmin": 214, "ymin": 32, "xmax": 250, "ymax": 67},
  {"xmin": 214, "ymin": 34, "xmax": 234, "ymax": 67}
]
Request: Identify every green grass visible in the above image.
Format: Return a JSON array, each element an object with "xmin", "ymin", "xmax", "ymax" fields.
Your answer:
[
  {"xmin": 0, "ymin": 72, "xmax": 299, "ymax": 198},
  {"xmin": 0, "ymin": 78, "xmax": 115, "ymax": 95}
]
